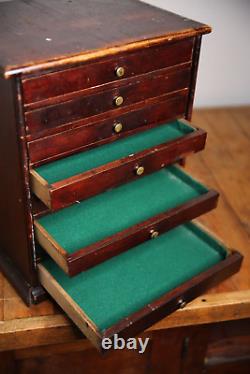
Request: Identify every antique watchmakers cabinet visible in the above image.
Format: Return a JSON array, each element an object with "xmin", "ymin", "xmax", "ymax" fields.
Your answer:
[{"xmin": 0, "ymin": 0, "xmax": 242, "ymax": 350}]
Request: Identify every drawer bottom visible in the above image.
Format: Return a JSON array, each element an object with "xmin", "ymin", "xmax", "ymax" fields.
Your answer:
[
  {"xmin": 38, "ymin": 222, "xmax": 242, "ymax": 351},
  {"xmin": 35, "ymin": 166, "xmax": 218, "ymax": 275}
]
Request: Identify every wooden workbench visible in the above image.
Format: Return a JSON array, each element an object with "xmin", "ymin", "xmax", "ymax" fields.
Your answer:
[{"xmin": 0, "ymin": 107, "xmax": 250, "ymax": 369}]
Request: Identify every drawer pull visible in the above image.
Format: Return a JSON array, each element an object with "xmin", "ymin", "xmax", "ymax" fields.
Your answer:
[
  {"xmin": 178, "ymin": 298, "xmax": 187, "ymax": 309},
  {"xmin": 114, "ymin": 96, "xmax": 124, "ymax": 107},
  {"xmin": 116, "ymin": 66, "xmax": 125, "ymax": 78},
  {"xmin": 113, "ymin": 122, "xmax": 123, "ymax": 134},
  {"xmin": 135, "ymin": 165, "xmax": 144, "ymax": 176},
  {"xmin": 150, "ymin": 230, "xmax": 159, "ymax": 239}
]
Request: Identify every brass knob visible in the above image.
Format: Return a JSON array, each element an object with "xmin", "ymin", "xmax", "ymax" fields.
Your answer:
[
  {"xmin": 113, "ymin": 122, "xmax": 123, "ymax": 133},
  {"xmin": 114, "ymin": 96, "xmax": 124, "ymax": 107},
  {"xmin": 116, "ymin": 66, "xmax": 125, "ymax": 78},
  {"xmin": 150, "ymin": 230, "xmax": 159, "ymax": 239},
  {"xmin": 178, "ymin": 298, "xmax": 186, "ymax": 309},
  {"xmin": 135, "ymin": 165, "xmax": 144, "ymax": 176}
]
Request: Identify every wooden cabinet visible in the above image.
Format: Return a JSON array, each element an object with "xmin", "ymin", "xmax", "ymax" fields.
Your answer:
[{"xmin": 0, "ymin": 0, "xmax": 242, "ymax": 351}]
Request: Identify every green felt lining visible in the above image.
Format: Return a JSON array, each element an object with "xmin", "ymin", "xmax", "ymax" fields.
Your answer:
[
  {"xmin": 35, "ymin": 120, "xmax": 194, "ymax": 184},
  {"xmin": 38, "ymin": 166, "xmax": 209, "ymax": 254},
  {"xmin": 43, "ymin": 222, "xmax": 227, "ymax": 332}
]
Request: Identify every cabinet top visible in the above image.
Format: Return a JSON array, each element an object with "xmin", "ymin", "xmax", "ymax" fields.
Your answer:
[{"xmin": 0, "ymin": 0, "xmax": 211, "ymax": 78}]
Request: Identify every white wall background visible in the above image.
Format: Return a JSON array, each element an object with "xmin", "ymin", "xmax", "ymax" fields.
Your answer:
[{"xmin": 142, "ymin": 0, "xmax": 250, "ymax": 108}]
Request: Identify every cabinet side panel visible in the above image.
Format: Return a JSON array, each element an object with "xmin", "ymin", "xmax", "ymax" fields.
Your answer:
[
  {"xmin": 0, "ymin": 76, "xmax": 37, "ymax": 286},
  {"xmin": 185, "ymin": 35, "xmax": 202, "ymax": 120}
]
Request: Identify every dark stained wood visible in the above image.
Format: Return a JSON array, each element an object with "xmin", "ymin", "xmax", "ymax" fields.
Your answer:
[
  {"xmin": 0, "ymin": 75, "xmax": 41, "ymax": 303},
  {"xmin": 1, "ymin": 3, "xmax": 242, "ymax": 359},
  {"xmin": 0, "ymin": 107, "xmax": 248, "ymax": 352},
  {"xmin": 0, "ymin": 250, "xmax": 46, "ymax": 306},
  {"xmin": 23, "ymin": 62, "xmax": 191, "ymax": 113},
  {"xmin": 28, "ymin": 92, "xmax": 188, "ymax": 165},
  {"xmin": 205, "ymin": 319, "xmax": 250, "ymax": 374},
  {"xmin": 102, "ymin": 251, "xmax": 243, "ymax": 346},
  {"xmin": 0, "ymin": 0, "xmax": 211, "ymax": 77},
  {"xmin": 27, "ymin": 89, "xmax": 188, "ymax": 142},
  {"xmin": 0, "ymin": 351, "xmax": 16, "ymax": 374},
  {"xmin": 36, "ymin": 190, "xmax": 219, "ymax": 276},
  {"xmin": 0, "ymin": 1, "xmax": 214, "ymax": 308},
  {"xmin": 186, "ymin": 36, "xmax": 202, "ymax": 121},
  {"xmin": 38, "ymin": 249, "xmax": 243, "ymax": 351},
  {"xmin": 25, "ymin": 66, "xmax": 191, "ymax": 135},
  {"xmin": 32, "ymin": 127, "xmax": 207, "ymax": 211},
  {"xmin": 181, "ymin": 325, "xmax": 212, "ymax": 374},
  {"xmin": 67, "ymin": 191, "xmax": 219, "ymax": 275},
  {"xmin": 32, "ymin": 196, "xmax": 52, "ymax": 219},
  {"xmin": 22, "ymin": 38, "xmax": 194, "ymax": 106}
]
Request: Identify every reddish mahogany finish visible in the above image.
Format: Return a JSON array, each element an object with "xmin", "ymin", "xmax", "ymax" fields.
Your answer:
[
  {"xmin": 22, "ymin": 38, "xmax": 194, "ymax": 106},
  {"xmin": 1, "ymin": 2, "xmax": 242, "ymax": 353},
  {"xmin": 25, "ymin": 66, "xmax": 191, "ymax": 135},
  {"xmin": 34, "ymin": 127, "xmax": 207, "ymax": 211},
  {"xmin": 102, "ymin": 250, "xmax": 243, "ymax": 347},
  {"xmin": 28, "ymin": 92, "xmax": 188, "ymax": 165},
  {"xmin": 64, "ymin": 190, "xmax": 219, "ymax": 276}
]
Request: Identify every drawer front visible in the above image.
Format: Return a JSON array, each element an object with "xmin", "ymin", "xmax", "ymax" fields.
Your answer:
[
  {"xmin": 38, "ymin": 244, "xmax": 241, "ymax": 349},
  {"xmin": 49, "ymin": 129, "xmax": 206, "ymax": 211},
  {"xmin": 34, "ymin": 166, "xmax": 220, "ymax": 275},
  {"xmin": 28, "ymin": 92, "xmax": 188, "ymax": 165},
  {"xmin": 25, "ymin": 66, "xmax": 191, "ymax": 136},
  {"xmin": 30, "ymin": 120, "xmax": 207, "ymax": 211},
  {"xmin": 22, "ymin": 38, "xmax": 194, "ymax": 105}
]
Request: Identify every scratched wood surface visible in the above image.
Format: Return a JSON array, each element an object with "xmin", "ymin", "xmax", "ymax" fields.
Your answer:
[
  {"xmin": 0, "ymin": 107, "xmax": 249, "ymax": 351},
  {"xmin": 0, "ymin": 0, "xmax": 209, "ymax": 76}
]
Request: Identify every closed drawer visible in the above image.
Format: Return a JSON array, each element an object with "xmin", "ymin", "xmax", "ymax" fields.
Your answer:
[
  {"xmin": 28, "ymin": 92, "xmax": 188, "ymax": 165},
  {"xmin": 25, "ymin": 65, "xmax": 191, "ymax": 136},
  {"xmin": 22, "ymin": 38, "xmax": 194, "ymax": 106},
  {"xmin": 30, "ymin": 120, "xmax": 207, "ymax": 211},
  {"xmin": 38, "ymin": 222, "xmax": 242, "ymax": 350},
  {"xmin": 34, "ymin": 165, "xmax": 219, "ymax": 275}
]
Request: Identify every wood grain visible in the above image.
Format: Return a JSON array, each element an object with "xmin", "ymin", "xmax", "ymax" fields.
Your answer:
[
  {"xmin": 0, "ymin": 0, "xmax": 210, "ymax": 77},
  {"xmin": 22, "ymin": 38, "xmax": 194, "ymax": 106},
  {"xmin": 31, "ymin": 126, "xmax": 207, "ymax": 211},
  {"xmin": 25, "ymin": 66, "xmax": 191, "ymax": 135},
  {"xmin": 0, "ymin": 107, "xmax": 249, "ymax": 351},
  {"xmin": 28, "ymin": 92, "xmax": 188, "ymax": 164}
]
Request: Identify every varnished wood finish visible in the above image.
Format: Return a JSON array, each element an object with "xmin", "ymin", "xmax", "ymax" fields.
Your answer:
[
  {"xmin": 38, "ymin": 249, "xmax": 242, "ymax": 351},
  {"xmin": 186, "ymin": 36, "xmax": 202, "ymax": 121},
  {"xmin": 0, "ymin": 76, "xmax": 43, "ymax": 303},
  {"xmin": 0, "ymin": 1, "xmax": 213, "ymax": 308},
  {"xmin": 22, "ymin": 38, "xmax": 194, "ymax": 106},
  {"xmin": 103, "ymin": 251, "xmax": 242, "ymax": 345},
  {"xmin": 35, "ymin": 190, "xmax": 219, "ymax": 276},
  {"xmin": 0, "ymin": 0, "xmax": 244, "ymax": 358},
  {"xmin": 0, "ymin": 0, "xmax": 210, "ymax": 77},
  {"xmin": 28, "ymin": 92, "xmax": 188, "ymax": 165},
  {"xmin": 1, "ymin": 107, "xmax": 248, "ymax": 351},
  {"xmin": 31, "ymin": 126, "xmax": 207, "ymax": 210},
  {"xmin": 25, "ymin": 66, "xmax": 191, "ymax": 135}
]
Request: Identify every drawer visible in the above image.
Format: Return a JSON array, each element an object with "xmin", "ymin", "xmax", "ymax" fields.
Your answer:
[
  {"xmin": 34, "ymin": 166, "xmax": 219, "ymax": 276},
  {"xmin": 28, "ymin": 92, "xmax": 188, "ymax": 164},
  {"xmin": 22, "ymin": 38, "xmax": 194, "ymax": 106},
  {"xmin": 30, "ymin": 120, "xmax": 207, "ymax": 210},
  {"xmin": 25, "ymin": 65, "xmax": 191, "ymax": 136},
  {"xmin": 38, "ymin": 222, "xmax": 242, "ymax": 350}
]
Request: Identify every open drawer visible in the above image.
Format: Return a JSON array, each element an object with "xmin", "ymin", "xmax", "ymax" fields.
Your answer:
[
  {"xmin": 30, "ymin": 119, "xmax": 206, "ymax": 211},
  {"xmin": 35, "ymin": 165, "xmax": 219, "ymax": 276},
  {"xmin": 38, "ymin": 222, "xmax": 243, "ymax": 352}
]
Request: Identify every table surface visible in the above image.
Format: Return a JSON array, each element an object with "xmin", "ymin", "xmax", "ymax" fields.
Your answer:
[{"xmin": 1, "ymin": 107, "xmax": 250, "ymax": 352}]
